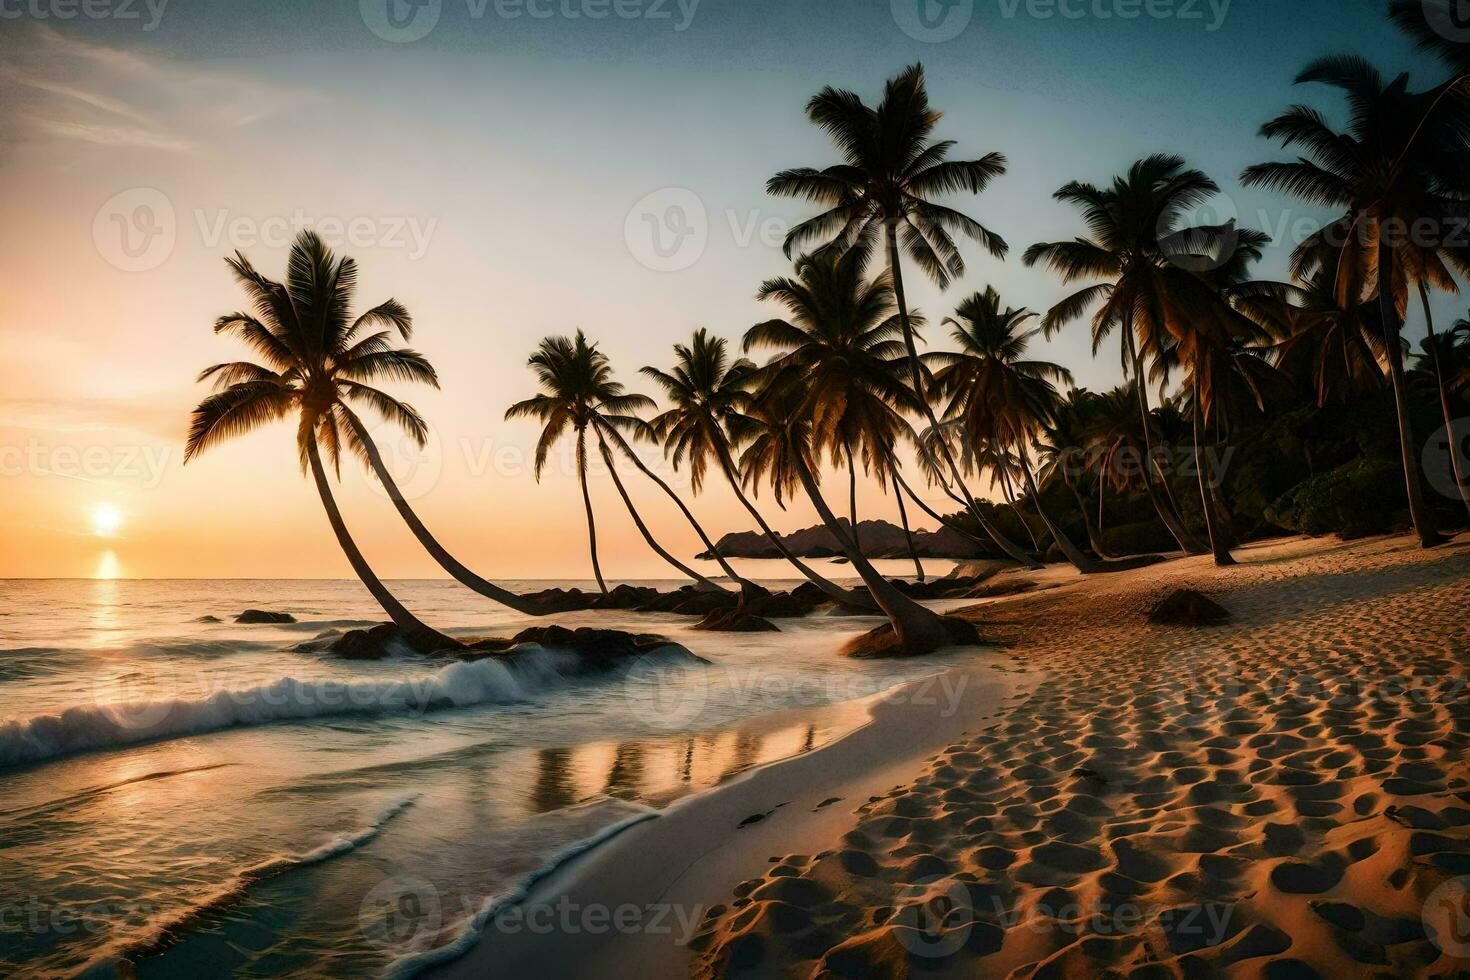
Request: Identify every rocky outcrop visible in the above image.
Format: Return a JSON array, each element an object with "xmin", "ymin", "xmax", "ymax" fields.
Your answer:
[
  {"xmin": 236, "ymin": 609, "xmax": 297, "ymax": 624},
  {"xmin": 691, "ymin": 609, "xmax": 779, "ymax": 632},
  {"xmin": 840, "ymin": 616, "xmax": 989, "ymax": 659},
  {"xmin": 1147, "ymin": 589, "xmax": 1231, "ymax": 625},
  {"xmin": 312, "ymin": 621, "xmax": 701, "ymax": 664},
  {"xmin": 698, "ymin": 519, "xmax": 995, "ymax": 561}
]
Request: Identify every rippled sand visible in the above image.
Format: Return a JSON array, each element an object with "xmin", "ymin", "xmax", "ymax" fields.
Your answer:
[{"xmin": 692, "ymin": 533, "xmax": 1470, "ymax": 978}]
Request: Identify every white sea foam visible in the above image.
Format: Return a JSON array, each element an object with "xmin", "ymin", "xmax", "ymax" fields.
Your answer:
[{"xmin": 0, "ymin": 646, "xmax": 651, "ymax": 769}]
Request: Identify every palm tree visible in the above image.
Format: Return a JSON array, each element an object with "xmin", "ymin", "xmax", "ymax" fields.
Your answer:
[
  {"xmin": 926, "ymin": 287, "xmax": 1100, "ymax": 572},
  {"xmin": 507, "ymin": 331, "xmax": 718, "ymax": 595},
  {"xmin": 1038, "ymin": 388, "xmax": 1114, "ymax": 559},
  {"xmin": 1243, "ymin": 56, "xmax": 1467, "ymax": 545},
  {"xmin": 1243, "ymin": 269, "xmax": 1386, "ymax": 405},
  {"xmin": 185, "ymin": 231, "xmax": 457, "ymax": 650},
  {"xmin": 1024, "ymin": 155, "xmax": 1231, "ymax": 554},
  {"xmin": 766, "ymin": 63, "xmax": 1035, "ymax": 566},
  {"xmin": 739, "ymin": 373, "xmax": 955, "ymax": 652},
  {"xmin": 745, "ymin": 245, "xmax": 924, "ymax": 569},
  {"xmin": 641, "ymin": 329, "xmax": 873, "ymax": 609}
]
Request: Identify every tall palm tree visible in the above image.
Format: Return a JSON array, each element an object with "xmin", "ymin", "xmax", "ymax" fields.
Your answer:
[
  {"xmin": 766, "ymin": 63, "xmax": 1035, "ymax": 566},
  {"xmin": 1024, "ymin": 155, "xmax": 1231, "ymax": 554},
  {"xmin": 739, "ymin": 373, "xmax": 955, "ymax": 652},
  {"xmin": 1243, "ymin": 56, "xmax": 1468, "ymax": 545},
  {"xmin": 926, "ymin": 287, "xmax": 1100, "ymax": 572},
  {"xmin": 1243, "ymin": 269, "xmax": 1386, "ymax": 405},
  {"xmin": 507, "ymin": 331, "xmax": 667, "ymax": 595},
  {"xmin": 641, "ymin": 329, "xmax": 873, "ymax": 609},
  {"xmin": 745, "ymin": 245, "xmax": 923, "ymax": 567},
  {"xmin": 185, "ymin": 231, "xmax": 457, "ymax": 650}
]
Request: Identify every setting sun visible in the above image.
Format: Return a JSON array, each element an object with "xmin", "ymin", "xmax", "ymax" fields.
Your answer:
[{"xmin": 90, "ymin": 503, "xmax": 123, "ymax": 538}]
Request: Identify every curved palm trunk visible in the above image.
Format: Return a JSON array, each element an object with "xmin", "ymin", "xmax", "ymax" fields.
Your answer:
[
  {"xmin": 712, "ymin": 441, "xmax": 875, "ymax": 610},
  {"xmin": 1123, "ymin": 325, "xmax": 1206, "ymax": 554},
  {"xmin": 1419, "ymin": 280, "xmax": 1470, "ymax": 519},
  {"xmin": 600, "ymin": 425, "xmax": 758, "ymax": 592},
  {"xmin": 791, "ymin": 451, "xmax": 951, "ymax": 653},
  {"xmin": 999, "ymin": 464, "xmax": 1042, "ymax": 551},
  {"xmin": 887, "ymin": 456, "xmax": 926, "ymax": 581},
  {"xmin": 306, "ymin": 436, "xmax": 458, "ymax": 650},
  {"xmin": 1381, "ymin": 242, "xmax": 1444, "ymax": 547},
  {"xmin": 890, "ymin": 462, "xmax": 1000, "ymax": 554},
  {"xmin": 883, "ymin": 221, "xmax": 1039, "ymax": 569},
  {"xmin": 348, "ymin": 419, "xmax": 549, "ymax": 616},
  {"xmin": 576, "ymin": 429, "xmax": 610, "ymax": 593},
  {"xmin": 844, "ymin": 441, "xmax": 861, "ymax": 553},
  {"xmin": 1191, "ymin": 381, "xmax": 1236, "ymax": 566},
  {"xmin": 1066, "ymin": 475, "xmax": 1114, "ymax": 558},
  {"xmin": 1015, "ymin": 443, "xmax": 1101, "ymax": 573},
  {"xmin": 595, "ymin": 435, "xmax": 728, "ymax": 592}
]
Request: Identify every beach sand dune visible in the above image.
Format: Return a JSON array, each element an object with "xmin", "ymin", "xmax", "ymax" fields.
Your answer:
[{"xmin": 693, "ymin": 533, "xmax": 1470, "ymax": 978}]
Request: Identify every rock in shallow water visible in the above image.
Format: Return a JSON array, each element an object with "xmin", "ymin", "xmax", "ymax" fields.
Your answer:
[
  {"xmin": 235, "ymin": 609, "xmax": 297, "ymax": 624},
  {"xmin": 316, "ymin": 621, "xmax": 704, "ymax": 668},
  {"xmin": 691, "ymin": 608, "xmax": 779, "ymax": 632}
]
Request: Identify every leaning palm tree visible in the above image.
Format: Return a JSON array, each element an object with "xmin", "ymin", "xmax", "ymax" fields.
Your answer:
[
  {"xmin": 1037, "ymin": 388, "xmax": 1113, "ymax": 559},
  {"xmin": 1243, "ymin": 56, "xmax": 1467, "ymax": 546},
  {"xmin": 766, "ymin": 63, "xmax": 1034, "ymax": 566},
  {"xmin": 1023, "ymin": 155, "xmax": 1233, "ymax": 554},
  {"xmin": 641, "ymin": 329, "xmax": 873, "ymax": 609},
  {"xmin": 739, "ymin": 372, "xmax": 957, "ymax": 653},
  {"xmin": 745, "ymin": 245, "xmax": 924, "ymax": 568},
  {"xmin": 926, "ymin": 287, "xmax": 1100, "ymax": 572},
  {"xmin": 185, "ymin": 231, "xmax": 457, "ymax": 650},
  {"xmin": 507, "ymin": 331, "xmax": 720, "ymax": 595}
]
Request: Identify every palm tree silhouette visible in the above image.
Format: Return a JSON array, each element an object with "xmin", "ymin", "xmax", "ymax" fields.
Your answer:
[
  {"xmin": 738, "ymin": 372, "xmax": 955, "ymax": 651},
  {"xmin": 1244, "ymin": 269, "xmax": 1386, "ymax": 406},
  {"xmin": 1023, "ymin": 156, "xmax": 1240, "ymax": 554},
  {"xmin": 767, "ymin": 64, "xmax": 1033, "ymax": 566},
  {"xmin": 926, "ymin": 287, "xmax": 1100, "ymax": 572},
  {"xmin": 641, "ymin": 329, "xmax": 873, "ymax": 609},
  {"xmin": 745, "ymin": 246, "xmax": 924, "ymax": 568},
  {"xmin": 508, "ymin": 330, "xmax": 706, "ymax": 595},
  {"xmin": 1244, "ymin": 56, "xmax": 1466, "ymax": 545},
  {"xmin": 1037, "ymin": 388, "xmax": 1114, "ymax": 559},
  {"xmin": 185, "ymin": 231, "xmax": 457, "ymax": 650}
]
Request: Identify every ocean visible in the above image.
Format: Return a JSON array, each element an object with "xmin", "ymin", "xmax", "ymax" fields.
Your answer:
[{"xmin": 0, "ymin": 566, "xmax": 967, "ymax": 978}]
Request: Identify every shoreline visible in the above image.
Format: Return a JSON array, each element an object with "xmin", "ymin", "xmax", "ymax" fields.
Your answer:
[{"xmin": 421, "ymin": 649, "xmax": 1038, "ymax": 978}]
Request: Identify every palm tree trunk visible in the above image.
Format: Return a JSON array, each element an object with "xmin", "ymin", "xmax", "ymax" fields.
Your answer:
[
  {"xmin": 999, "ymin": 463, "xmax": 1042, "ymax": 551},
  {"xmin": 1380, "ymin": 241, "xmax": 1444, "ymax": 547},
  {"xmin": 792, "ymin": 450, "xmax": 951, "ymax": 653},
  {"xmin": 1015, "ymin": 443, "xmax": 1100, "ymax": 572},
  {"xmin": 890, "ymin": 462, "xmax": 997, "ymax": 553},
  {"xmin": 1123, "ymin": 325, "xmax": 1206, "ymax": 554},
  {"xmin": 883, "ymin": 220, "xmax": 1039, "ymax": 568},
  {"xmin": 1419, "ymin": 280, "xmax": 1470, "ymax": 518},
  {"xmin": 599, "ymin": 424, "xmax": 759, "ymax": 592},
  {"xmin": 711, "ymin": 440, "xmax": 875, "ymax": 610},
  {"xmin": 305, "ymin": 435, "xmax": 457, "ymax": 650},
  {"xmin": 576, "ymin": 428, "xmax": 610, "ymax": 593},
  {"xmin": 844, "ymin": 441, "xmax": 861, "ymax": 553},
  {"xmin": 1066, "ymin": 475, "xmax": 1113, "ymax": 558},
  {"xmin": 1192, "ymin": 380, "xmax": 1236, "ymax": 566},
  {"xmin": 595, "ymin": 435, "xmax": 728, "ymax": 592},
  {"xmin": 887, "ymin": 456, "xmax": 925, "ymax": 581},
  {"xmin": 347, "ymin": 417, "xmax": 549, "ymax": 616}
]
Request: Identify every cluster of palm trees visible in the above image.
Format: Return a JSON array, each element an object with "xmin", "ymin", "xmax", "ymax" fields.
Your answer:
[{"xmin": 185, "ymin": 3, "xmax": 1470, "ymax": 655}]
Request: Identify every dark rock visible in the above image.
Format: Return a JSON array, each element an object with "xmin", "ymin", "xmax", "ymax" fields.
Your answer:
[
  {"xmin": 745, "ymin": 590, "xmax": 822, "ymax": 617},
  {"xmin": 669, "ymin": 591, "xmax": 739, "ymax": 616},
  {"xmin": 692, "ymin": 609, "xmax": 779, "ymax": 632},
  {"xmin": 194, "ymin": 615, "xmax": 223, "ymax": 623},
  {"xmin": 1147, "ymin": 589, "xmax": 1231, "ymax": 625},
  {"xmin": 591, "ymin": 584, "xmax": 659, "ymax": 609},
  {"xmin": 236, "ymin": 609, "xmax": 296, "ymax": 624}
]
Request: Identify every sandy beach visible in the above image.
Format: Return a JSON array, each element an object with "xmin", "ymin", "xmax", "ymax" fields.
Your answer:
[{"xmin": 431, "ymin": 532, "xmax": 1470, "ymax": 978}]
